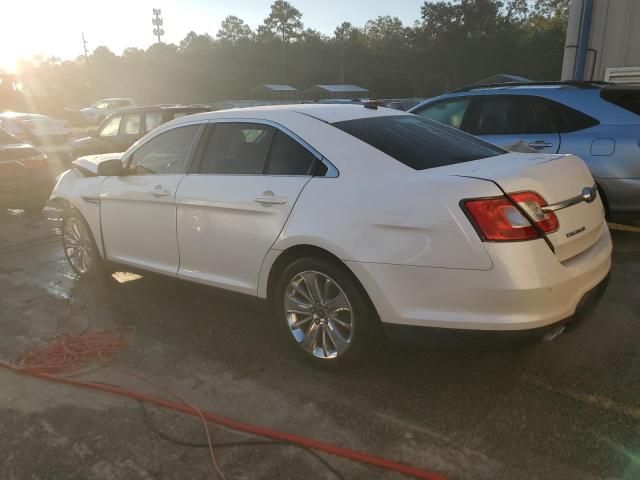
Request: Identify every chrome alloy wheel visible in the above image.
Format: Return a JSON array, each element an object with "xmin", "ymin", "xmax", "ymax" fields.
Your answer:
[
  {"xmin": 62, "ymin": 217, "xmax": 94, "ymax": 275},
  {"xmin": 284, "ymin": 271, "xmax": 354, "ymax": 359}
]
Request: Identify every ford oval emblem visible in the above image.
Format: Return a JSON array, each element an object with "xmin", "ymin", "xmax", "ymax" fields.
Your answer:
[{"xmin": 582, "ymin": 186, "xmax": 597, "ymax": 203}]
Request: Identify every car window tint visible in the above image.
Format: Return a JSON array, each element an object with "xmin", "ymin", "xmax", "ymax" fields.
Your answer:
[
  {"xmin": 520, "ymin": 100, "xmax": 555, "ymax": 134},
  {"xmin": 129, "ymin": 125, "xmax": 200, "ymax": 175},
  {"xmin": 100, "ymin": 116, "xmax": 121, "ymax": 137},
  {"xmin": 200, "ymin": 123, "xmax": 274, "ymax": 174},
  {"xmin": 466, "ymin": 97, "xmax": 556, "ymax": 135},
  {"xmin": 145, "ymin": 111, "xmax": 163, "ymax": 132},
  {"xmin": 333, "ymin": 115, "xmax": 505, "ymax": 171},
  {"xmin": 94, "ymin": 102, "xmax": 109, "ymax": 109},
  {"xmin": 546, "ymin": 99, "xmax": 599, "ymax": 132},
  {"xmin": 601, "ymin": 87, "xmax": 640, "ymax": 117},
  {"xmin": 415, "ymin": 98, "xmax": 471, "ymax": 129},
  {"xmin": 265, "ymin": 131, "xmax": 316, "ymax": 175},
  {"xmin": 122, "ymin": 114, "xmax": 141, "ymax": 135}
]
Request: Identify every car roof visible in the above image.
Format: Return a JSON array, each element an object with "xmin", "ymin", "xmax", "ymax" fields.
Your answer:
[
  {"xmin": 186, "ymin": 103, "xmax": 407, "ymax": 124},
  {"xmin": 99, "ymin": 97, "xmax": 134, "ymax": 102},
  {"xmin": 110, "ymin": 105, "xmax": 212, "ymax": 114},
  {"xmin": 0, "ymin": 111, "xmax": 49, "ymax": 120}
]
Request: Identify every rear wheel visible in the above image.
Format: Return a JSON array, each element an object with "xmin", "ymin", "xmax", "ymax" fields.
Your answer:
[{"xmin": 273, "ymin": 257, "xmax": 380, "ymax": 366}]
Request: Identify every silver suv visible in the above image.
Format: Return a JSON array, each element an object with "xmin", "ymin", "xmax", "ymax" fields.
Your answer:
[{"xmin": 410, "ymin": 81, "xmax": 640, "ymax": 219}]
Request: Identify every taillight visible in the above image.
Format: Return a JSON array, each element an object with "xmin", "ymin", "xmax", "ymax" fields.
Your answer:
[
  {"xmin": 463, "ymin": 191, "xmax": 558, "ymax": 242},
  {"xmin": 20, "ymin": 153, "xmax": 48, "ymax": 169}
]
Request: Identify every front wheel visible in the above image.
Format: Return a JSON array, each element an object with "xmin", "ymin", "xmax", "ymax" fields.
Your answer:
[
  {"xmin": 273, "ymin": 257, "xmax": 379, "ymax": 366},
  {"xmin": 61, "ymin": 211, "xmax": 101, "ymax": 276}
]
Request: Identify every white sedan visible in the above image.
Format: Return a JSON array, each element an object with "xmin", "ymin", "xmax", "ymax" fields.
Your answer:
[{"xmin": 50, "ymin": 104, "xmax": 612, "ymax": 365}]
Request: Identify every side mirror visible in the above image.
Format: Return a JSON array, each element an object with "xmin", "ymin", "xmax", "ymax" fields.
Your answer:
[{"xmin": 97, "ymin": 158, "xmax": 124, "ymax": 176}]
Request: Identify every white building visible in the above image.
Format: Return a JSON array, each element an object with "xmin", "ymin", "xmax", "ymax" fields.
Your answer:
[{"xmin": 562, "ymin": 0, "xmax": 640, "ymax": 84}]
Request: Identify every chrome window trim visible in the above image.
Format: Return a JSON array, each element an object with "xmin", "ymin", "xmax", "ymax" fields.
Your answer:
[{"xmin": 205, "ymin": 117, "xmax": 339, "ymax": 178}]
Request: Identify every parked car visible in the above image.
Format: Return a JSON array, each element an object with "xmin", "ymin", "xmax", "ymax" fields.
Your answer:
[
  {"xmin": 0, "ymin": 127, "xmax": 54, "ymax": 212},
  {"xmin": 0, "ymin": 112, "xmax": 71, "ymax": 161},
  {"xmin": 410, "ymin": 81, "xmax": 640, "ymax": 219},
  {"xmin": 71, "ymin": 105, "xmax": 212, "ymax": 159},
  {"xmin": 51, "ymin": 104, "xmax": 611, "ymax": 365},
  {"xmin": 80, "ymin": 98, "xmax": 137, "ymax": 125}
]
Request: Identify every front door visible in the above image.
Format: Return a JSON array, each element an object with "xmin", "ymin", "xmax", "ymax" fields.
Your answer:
[
  {"xmin": 100, "ymin": 123, "xmax": 202, "ymax": 275},
  {"xmin": 176, "ymin": 121, "xmax": 320, "ymax": 295}
]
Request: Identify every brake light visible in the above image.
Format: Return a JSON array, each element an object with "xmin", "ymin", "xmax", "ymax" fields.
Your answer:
[
  {"xmin": 463, "ymin": 192, "xmax": 558, "ymax": 242},
  {"xmin": 509, "ymin": 191, "xmax": 559, "ymax": 233},
  {"xmin": 20, "ymin": 153, "xmax": 48, "ymax": 169}
]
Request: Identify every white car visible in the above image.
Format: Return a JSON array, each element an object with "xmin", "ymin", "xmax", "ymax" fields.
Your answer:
[
  {"xmin": 0, "ymin": 112, "xmax": 71, "ymax": 158},
  {"xmin": 80, "ymin": 98, "xmax": 137, "ymax": 125},
  {"xmin": 50, "ymin": 104, "xmax": 612, "ymax": 365}
]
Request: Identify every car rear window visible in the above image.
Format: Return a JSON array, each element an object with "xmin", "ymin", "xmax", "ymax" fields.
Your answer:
[
  {"xmin": 601, "ymin": 87, "xmax": 640, "ymax": 116},
  {"xmin": 332, "ymin": 115, "xmax": 505, "ymax": 170}
]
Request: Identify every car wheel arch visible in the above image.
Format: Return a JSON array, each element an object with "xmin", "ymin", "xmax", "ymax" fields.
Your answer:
[
  {"xmin": 265, "ymin": 244, "xmax": 380, "ymax": 323},
  {"xmin": 52, "ymin": 196, "xmax": 105, "ymax": 258}
]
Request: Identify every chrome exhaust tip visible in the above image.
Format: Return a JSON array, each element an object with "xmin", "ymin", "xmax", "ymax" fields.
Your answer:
[{"xmin": 542, "ymin": 325, "xmax": 566, "ymax": 343}]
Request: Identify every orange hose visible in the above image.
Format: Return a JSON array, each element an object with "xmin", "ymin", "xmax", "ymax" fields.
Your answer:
[{"xmin": 0, "ymin": 359, "xmax": 446, "ymax": 480}]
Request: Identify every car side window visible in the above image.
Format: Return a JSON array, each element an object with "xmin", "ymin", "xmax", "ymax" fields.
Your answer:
[
  {"xmin": 264, "ymin": 131, "xmax": 317, "ymax": 175},
  {"xmin": 545, "ymin": 100, "xmax": 599, "ymax": 132},
  {"xmin": 415, "ymin": 98, "xmax": 471, "ymax": 129},
  {"xmin": 99, "ymin": 115, "xmax": 122, "ymax": 137},
  {"xmin": 128, "ymin": 124, "xmax": 200, "ymax": 175},
  {"xmin": 200, "ymin": 123, "xmax": 274, "ymax": 174},
  {"xmin": 122, "ymin": 114, "xmax": 142, "ymax": 135},
  {"xmin": 144, "ymin": 111, "xmax": 163, "ymax": 132},
  {"xmin": 466, "ymin": 96, "xmax": 556, "ymax": 135}
]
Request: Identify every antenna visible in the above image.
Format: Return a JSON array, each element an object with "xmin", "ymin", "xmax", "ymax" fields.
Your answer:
[{"xmin": 152, "ymin": 8, "xmax": 165, "ymax": 43}]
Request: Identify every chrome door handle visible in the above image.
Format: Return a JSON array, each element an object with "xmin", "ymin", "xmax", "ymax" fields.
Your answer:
[
  {"xmin": 148, "ymin": 186, "xmax": 171, "ymax": 197},
  {"xmin": 527, "ymin": 141, "xmax": 553, "ymax": 149},
  {"xmin": 255, "ymin": 193, "xmax": 287, "ymax": 205}
]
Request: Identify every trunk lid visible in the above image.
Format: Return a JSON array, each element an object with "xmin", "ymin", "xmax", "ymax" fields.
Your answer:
[{"xmin": 447, "ymin": 152, "xmax": 606, "ymax": 262}]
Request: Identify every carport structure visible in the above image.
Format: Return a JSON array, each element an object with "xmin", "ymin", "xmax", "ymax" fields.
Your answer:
[{"xmin": 303, "ymin": 84, "xmax": 369, "ymax": 100}]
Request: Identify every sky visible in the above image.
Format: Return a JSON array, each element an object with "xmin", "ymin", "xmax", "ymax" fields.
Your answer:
[{"xmin": 0, "ymin": 0, "xmax": 425, "ymax": 72}]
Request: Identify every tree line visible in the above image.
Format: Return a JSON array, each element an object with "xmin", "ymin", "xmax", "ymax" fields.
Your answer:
[{"xmin": 17, "ymin": 0, "xmax": 570, "ymax": 108}]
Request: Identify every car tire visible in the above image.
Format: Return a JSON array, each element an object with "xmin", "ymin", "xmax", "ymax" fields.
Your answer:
[
  {"xmin": 61, "ymin": 209, "xmax": 105, "ymax": 277},
  {"xmin": 272, "ymin": 256, "xmax": 381, "ymax": 367}
]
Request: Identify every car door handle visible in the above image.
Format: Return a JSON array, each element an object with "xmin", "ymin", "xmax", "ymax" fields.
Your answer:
[
  {"xmin": 255, "ymin": 192, "xmax": 287, "ymax": 205},
  {"xmin": 148, "ymin": 186, "xmax": 171, "ymax": 197},
  {"xmin": 527, "ymin": 141, "xmax": 553, "ymax": 149}
]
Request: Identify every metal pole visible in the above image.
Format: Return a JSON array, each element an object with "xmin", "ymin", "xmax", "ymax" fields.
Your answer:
[{"xmin": 574, "ymin": 0, "xmax": 593, "ymax": 80}]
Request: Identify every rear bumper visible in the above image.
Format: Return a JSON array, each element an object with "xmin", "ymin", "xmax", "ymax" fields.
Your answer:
[
  {"xmin": 346, "ymin": 222, "xmax": 612, "ymax": 332},
  {"xmin": 383, "ymin": 273, "xmax": 609, "ymax": 345}
]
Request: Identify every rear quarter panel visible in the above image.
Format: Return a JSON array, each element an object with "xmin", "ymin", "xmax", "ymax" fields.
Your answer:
[{"xmin": 274, "ymin": 172, "xmax": 500, "ymax": 271}]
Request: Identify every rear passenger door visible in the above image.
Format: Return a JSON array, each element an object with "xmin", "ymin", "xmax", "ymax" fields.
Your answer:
[
  {"xmin": 175, "ymin": 121, "xmax": 324, "ymax": 295},
  {"xmin": 465, "ymin": 96, "xmax": 560, "ymax": 154}
]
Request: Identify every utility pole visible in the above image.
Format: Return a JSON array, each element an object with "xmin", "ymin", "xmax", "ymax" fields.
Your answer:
[
  {"xmin": 81, "ymin": 33, "xmax": 89, "ymax": 62},
  {"xmin": 152, "ymin": 8, "xmax": 165, "ymax": 44},
  {"xmin": 340, "ymin": 43, "xmax": 345, "ymax": 84},
  {"xmin": 81, "ymin": 32, "xmax": 92, "ymax": 93}
]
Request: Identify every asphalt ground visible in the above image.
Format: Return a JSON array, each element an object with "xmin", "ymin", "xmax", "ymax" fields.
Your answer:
[{"xmin": 0, "ymin": 208, "xmax": 639, "ymax": 480}]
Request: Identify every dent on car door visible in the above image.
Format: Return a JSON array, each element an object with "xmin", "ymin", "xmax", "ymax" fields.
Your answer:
[
  {"xmin": 175, "ymin": 122, "xmax": 320, "ymax": 295},
  {"xmin": 99, "ymin": 123, "xmax": 203, "ymax": 274},
  {"xmin": 465, "ymin": 96, "xmax": 561, "ymax": 154}
]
